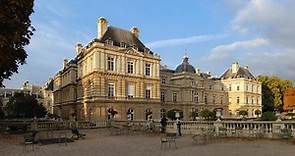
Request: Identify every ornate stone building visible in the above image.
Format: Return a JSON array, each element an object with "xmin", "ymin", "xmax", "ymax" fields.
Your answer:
[
  {"xmin": 160, "ymin": 56, "xmax": 228, "ymax": 120},
  {"xmin": 220, "ymin": 62, "xmax": 262, "ymax": 117},
  {"xmin": 53, "ymin": 17, "xmax": 161, "ymax": 120},
  {"xmin": 51, "ymin": 17, "xmax": 262, "ymax": 120}
]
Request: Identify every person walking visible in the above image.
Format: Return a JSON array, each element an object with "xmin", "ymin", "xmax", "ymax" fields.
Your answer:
[
  {"xmin": 160, "ymin": 115, "xmax": 167, "ymax": 133},
  {"xmin": 176, "ymin": 118, "xmax": 182, "ymax": 136}
]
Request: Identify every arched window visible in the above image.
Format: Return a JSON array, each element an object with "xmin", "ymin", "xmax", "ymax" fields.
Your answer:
[
  {"xmin": 160, "ymin": 109, "xmax": 166, "ymax": 119},
  {"xmin": 145, "ymin": 108, "xmax": 152, "ymax": 120},
  {"xmin": 127, "ymin": 108, "xmax": 134, "ymax": 121}
]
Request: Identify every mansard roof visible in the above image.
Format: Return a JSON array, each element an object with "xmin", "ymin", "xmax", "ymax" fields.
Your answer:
[
  {"xmin": 100, "ymin": 26, "xmax": 152, "ymax": 54},
  {"xmin": 220, "ymin": 67, "xmax": 255, "ymax": 80}
]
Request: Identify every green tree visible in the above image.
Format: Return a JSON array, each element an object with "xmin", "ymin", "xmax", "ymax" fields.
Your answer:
[
  {"xmin": 238, "ymin": 110, "xmax": 248, "ymax": 118},
  {"xmin": 4, "ymin": 92, "xmax": 47, "ymax": 118},
  {"xmin": 0, "ymin": 0, "xmax": 35, "ymax": 87},
  {"xmin": 257, "ymin": 75, "xmax": 293, "ymax": 112},
  {"xmin": 260, "ymin": 112, "xmax": 277, "ymax": 121},
  {"xmin": 199, "ymin": 109, "xmax": 216, "ymax": 121}
]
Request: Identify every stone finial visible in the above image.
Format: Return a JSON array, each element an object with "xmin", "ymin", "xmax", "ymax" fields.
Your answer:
[{"xmin": 130, "ymin": 26, "xmax": 140, "ymax": 38}]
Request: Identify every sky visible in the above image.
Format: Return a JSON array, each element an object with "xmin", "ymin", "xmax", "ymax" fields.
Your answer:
[{"xmin": 4, "ymin": 0, "xmax": 295, "ymax": 88}]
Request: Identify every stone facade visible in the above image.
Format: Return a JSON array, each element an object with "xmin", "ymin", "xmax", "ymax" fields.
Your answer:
[
  {"xmin": 160, "ymin": 56, "xmax": 228, "ymax": 120},
  {"xmin": 220, "ymin": 62, "xmax": 262, "ymax": 117},
  {"xmin": 51, "ymin": 17, "xmax": 262, "ymax": 121}
]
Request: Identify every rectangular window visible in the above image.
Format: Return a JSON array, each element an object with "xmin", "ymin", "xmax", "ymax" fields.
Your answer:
[
  {"xmin": 107, "ymin": 83, "xmax": 115, "ymax": 97},
  {"xmin": 229, "ymin": 85, "xmax": 232, "ymax": 91},
  {"xmin": 237, "ymin": 85, "xmax": 240, "ymax": 91},
  {"xmin": 107, "ymin": 57, "xmax": 114, "ymax": 71},
  {"xmin": 145, "ymin": 89, "xmax": 151, "ymax": 99},
  {"xmin": 220, "ymin": 96, "xmax": 223, "ymax": 104},
  {"xmin": 145, "ymin": 63, "xmax": 151, "ymax": 76},
  {"xmin": 252, "ymin": 96, "xmax": 254, "ymax": 104},
  {"xmin": 204, "ymin": 93, "xmax": 208, "ymax": 104},
  {"xmin": 246, "ymin": 84, "xmax": 249, "ymax": 91},
  {"xmin": 237, "ymin": 97, "xmax": 240, "ymax": 104},
  {"xmin": 213, "ymin": 95, "xmax": 216, "ymax": 104},
  {"xmin": 127, "ymin": 84, "xmax": 135, "ymax": 98},
  {"xmin": 127, "ymin": 61, "xmax": 134, "ymax": 74},
  {"xmin": 160, "ymin": 91, "xmax": 165, "ymax": 102},
  {"xmin": 229, "ymin": 97, "xmax": 232, "ymax": 104},
  {"xmin": 194, "ymin": 93, "xmax": 199, "ymax": 103},
  {"xmin": 161, "ymin": 78, "xmax": 166, "ymax": 84},
  {"xmin": 246, "ymin": 96, "xmax": 249, "ymax": 104},
  {"xmin": 172, "ymin": 92, "xmax": 177, "ymax": 102}
]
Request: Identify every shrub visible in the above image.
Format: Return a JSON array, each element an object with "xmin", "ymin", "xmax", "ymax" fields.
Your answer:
[
  {"xmin": 238, "ymin": 110, "xmax": 248, "ymax": 117},
  {"xmin": 199, "ymin": 109, "xmax": 216, "ymax": 121},
  {"xmin": 260, "ymin": 112, "xmax": 277, "ymax": 121}
]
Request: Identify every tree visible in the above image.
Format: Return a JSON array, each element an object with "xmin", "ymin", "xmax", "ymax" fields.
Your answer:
[
  {"xmin": 257, "ymin": 75, "xmax": 293, "ymax": 112},
  {"xmin": 260, "ymin": 112, "xmax": 277, "ymax": 121},
  {"xmin": 0, "ymin": 0, "xmax": 35, "ymax": 87},
  {"xmin": 238, "ymin": 110, "xmax": 248, "ymax": 118},
  {"xmin": 0, "ymin": 98, "xmax": 4, "ymax": 119},
  {"xmin": 4, "ymin": 92, "xmax": 47, "ymax": 118},
  {"xmin": 199, "ymin": 109, "xmax": 216, "ymax": 121}
]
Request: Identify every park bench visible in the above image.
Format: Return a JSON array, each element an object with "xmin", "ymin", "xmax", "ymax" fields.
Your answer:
[
  {"xmin": 160, "ymin": 133, "xmax": 177, "ymax": 149},
  {"xmin": 71, "ymin": 128, "xmax": 86, "ymax": 139}
]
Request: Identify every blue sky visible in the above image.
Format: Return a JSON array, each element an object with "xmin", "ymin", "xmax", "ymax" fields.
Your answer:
[{"xmin": 4, "ymin": 0, "xmax": 295, "ymax": 88}]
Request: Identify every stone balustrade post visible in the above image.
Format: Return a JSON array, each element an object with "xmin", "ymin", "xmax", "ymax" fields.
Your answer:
[{"xmin": 214, "ymin": 121, "xmax": 223, "ymax": 136}]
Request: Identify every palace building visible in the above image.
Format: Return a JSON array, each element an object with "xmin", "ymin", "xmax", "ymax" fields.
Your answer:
[{"xmin": 49, "ymin": 17, "xmax": 262, "ymax": 121}]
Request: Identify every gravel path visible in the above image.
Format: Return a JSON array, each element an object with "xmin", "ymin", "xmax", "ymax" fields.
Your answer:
[{"xmin": 1, "ymin": 129, "xmax": 295, "ymax": 156}]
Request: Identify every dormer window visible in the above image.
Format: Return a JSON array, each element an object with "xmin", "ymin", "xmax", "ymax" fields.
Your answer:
[
  {"xmin": 106, "ymin": 39, "xmax": 113, "ymax": 45},
  {"xmin": 120, "ymin": 42, "xmax": 127, "ymax": 48}
]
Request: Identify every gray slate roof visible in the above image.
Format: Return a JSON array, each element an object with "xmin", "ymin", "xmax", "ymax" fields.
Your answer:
[
  {"xmin": 220, "ymin": 67, "xmax": 255, "ymax": 79},
  {"xmin": 100, "ymin": 26, "xmax": 152, "ymax": 54},
  {"xmin": 175, "ymin": 57, "xmax": 196, "ymax": 73}
]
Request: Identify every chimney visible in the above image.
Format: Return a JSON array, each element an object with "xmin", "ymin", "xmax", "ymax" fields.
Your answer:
[
  {"xmin": 97, "ymin": 17, "xmax": 108, "ymax": 39},
  {"xmin": 63, "ymin": 59, "xmax": 68, "ymax": 68},
  {"xmin": 130, "ymin": 26, "xmax": 140, "ymax": 38},
  {"xmin": 231, "ymin": 62, "xmax": 240, "ymax": 73},
  {"xmin": 75, "ymin": 43, "xmax": 83, "ymax": 55}
]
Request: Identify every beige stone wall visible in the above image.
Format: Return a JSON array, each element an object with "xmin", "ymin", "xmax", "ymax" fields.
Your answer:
[
  {"xmin": 160, "ymin": 71, "xmax": 229, "ymax": 119},
  {"xmin": 221, "ymin": 78, "xmax": 262, "ymax": 117}
]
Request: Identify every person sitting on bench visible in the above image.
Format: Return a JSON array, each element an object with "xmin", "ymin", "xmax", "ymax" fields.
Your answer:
[{"xmin": 71, "ymin": 128, "xmax": 86, "ymax": 139}]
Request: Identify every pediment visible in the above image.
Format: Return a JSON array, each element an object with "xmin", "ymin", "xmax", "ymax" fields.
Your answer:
[{"xmin": 125, "ymin": 48, "xmax": 144, "ymax": 57}]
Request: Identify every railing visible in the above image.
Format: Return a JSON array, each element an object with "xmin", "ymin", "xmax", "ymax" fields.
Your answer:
[
  {"xmin": 0, "ymin": 120, "xmax": 107, "ymax": 131},
  {"xmin": 2, "ymin": 119, "xmax": 295, "ymax": 139}
]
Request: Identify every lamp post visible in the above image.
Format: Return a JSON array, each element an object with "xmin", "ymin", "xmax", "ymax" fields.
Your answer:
[
  {"xmin": 175, "ymin": 112, "xmax": 180, "ymax": 120},
  {"xmin": 216, "ymin": 109, "xmax": 221, "ymax": 121}
]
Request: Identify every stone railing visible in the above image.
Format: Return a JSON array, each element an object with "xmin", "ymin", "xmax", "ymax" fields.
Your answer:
[
  {"xmin": 165, "ymin": 120, "xmax": 295, "ymax": 138},
  {"xmin": 111, "ymin": 120, "xmax": 295, "ymax": 139},
  {"xmin": 0, "ymin": 119, "xmax": 107, "ymax": 131},
  {"xmin": 2, "ymin": 119, "xmax": 295, "ymax": 139}
]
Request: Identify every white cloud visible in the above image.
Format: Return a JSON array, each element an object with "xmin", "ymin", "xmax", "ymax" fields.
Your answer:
[
  {"xmin": 146, "ymin": 34, "xmax": 225, "ymax": 49},
  {"xmin": 208, "ymin": 38, "xmax": 269, "ymax": 60},
  {"xmin": 232, "ymin": 0, "xmax": 295, "ymax": 48}
]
